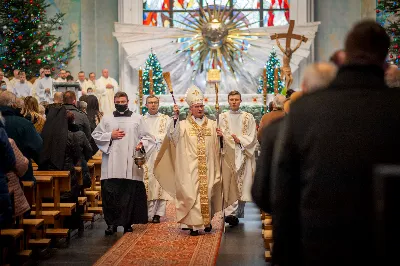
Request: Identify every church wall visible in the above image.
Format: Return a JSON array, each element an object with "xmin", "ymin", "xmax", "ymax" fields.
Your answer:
[
  {"xmin": 314, "ymin": 0, "xmax": 376, "ymax": 62},
  {"xmin": 46, "ymin": 0, "xmax": 119, "ymax": 81}
]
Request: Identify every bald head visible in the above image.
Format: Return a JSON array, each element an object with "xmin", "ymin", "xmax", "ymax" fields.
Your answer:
[
  {"xmin": 385, "ymin": 64, "xmax": 400, "ymax": 88},
  {"xmin": 102, "ymin": 69, "xmax": 109, "ymax": 78},
  {"xmin": 53, "ymin": 92, "xmax": 63, "ymax": 103},
  {"xmin": 301, "ymin": 63, "xmax": 338, "ymax": 93}
]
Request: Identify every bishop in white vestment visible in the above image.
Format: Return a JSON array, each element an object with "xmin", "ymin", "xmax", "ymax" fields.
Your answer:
[
  {"xmin": 92, "ymin": 92, "xmax": 156, "ymax": 235},
  {"xmin": 154, "ymin": 86, "xmax": 238, "ymax": 236},
  {"xmin": 220, "ymin": 91, "xmax": 257, "ymax": 226},
  {"xmin": 143, "ymin": 95, "xmax": 172, "ymax": 223},
  {"xmin": 96, "ymin": 69, "xmax": 119, "ymax": 115}
]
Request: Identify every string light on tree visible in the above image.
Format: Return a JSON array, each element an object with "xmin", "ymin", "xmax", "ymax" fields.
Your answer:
[
  {"xmin": 376, "ymin": 0, "xmax": 400, "ymax": 66},
  {"xmin": 258, "ymin": 48, "xmax": 284, "ymax": 94},
  {"xmin": 0, "ymin": 0, "xmax": 77, "ymax": 78}
]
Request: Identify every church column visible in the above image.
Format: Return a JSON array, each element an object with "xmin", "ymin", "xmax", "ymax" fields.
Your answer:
[
  {"xmin": 118, "ymin": 0, "xmax": 142, "ymax": 112},
  {"xmin": 290, "ymin": 0, "xmax": 315, "ymax": 89}
]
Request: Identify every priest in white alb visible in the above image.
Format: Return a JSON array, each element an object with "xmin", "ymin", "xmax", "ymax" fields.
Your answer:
[
  {"xmin": 92, "ymin": 91, "xmax": 156, "ymax": 235},
  {"xmin": 219, "ymin": 90, "xmax": 257, "ymax": 226},
  {"xmin": 96, "ymin": 69, "xmax": 119, "ymax": 115},
  {"xmin": 154, "ymin": 85, "xmax": 238, "ymax": 236},
  {"xmin": 143, "ymin": 95, "xmax": 172, "ymax": 223}
]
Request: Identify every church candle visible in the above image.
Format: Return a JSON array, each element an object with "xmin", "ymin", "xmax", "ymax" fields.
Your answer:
[
  {"xmin": 149, "ymin": 68, "xmax": 153, "ymax": 95},
  {"xmin": 138, "ymin": 67, "xmax": 143, "ymax": 96}
]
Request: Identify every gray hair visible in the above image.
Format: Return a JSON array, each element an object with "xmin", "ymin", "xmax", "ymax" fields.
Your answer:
[
  {"xmin": 79, "ymin": 101, "xmax": 87, "ymax": 110},
  {"xmin": 385, "ymin": 64, "xmax": 400, "ymax": 88},
  {"xmin": 0, "ymin": 91, "xmax": 17, "ymax": 107},
  {"xmin": 272, "ymin": 94, "xmax": 286, "ymax": 109},
  {"xmin": 301, "ymin": 62, "xmax": 338, "ymax": 93}
]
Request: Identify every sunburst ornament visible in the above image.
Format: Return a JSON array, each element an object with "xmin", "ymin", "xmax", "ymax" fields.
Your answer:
[{"xmin": 172, "ymin": 1, "xmax": 264, "ymax": 79}]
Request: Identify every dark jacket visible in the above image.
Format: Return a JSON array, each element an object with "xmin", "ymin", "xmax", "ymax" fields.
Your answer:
[
  {"xmin": 0, "ymin": 117, "xmax": 14, "ymax": 226},
  {"xmin": 63, "ymin": 104, "xmax": 92, "ymax": 142},
  {"xmin": 252, "ymin": 117, "xmax": 284, "ymax": 214},
  {"xmin": 271, "ymin": 65, "xmax": 400, "ymax": 266},
  {"xmin": 0, "ymin": 106, "xmax": 42, "ymax": 182}
]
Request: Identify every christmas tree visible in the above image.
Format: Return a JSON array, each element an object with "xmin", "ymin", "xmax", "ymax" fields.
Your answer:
[
  {"xmin": 258, "ymin": 48, "xmax": 284, "ymax": 94},
  {"xmin": 0, "ymin": 0, "xmax": 77, "ymax": 78},
  {"xmin": 142, "ymin": 50, "xmax": 166, "ymax": 95},
  {"xmin": 376, "ymin": 0, "xmax": 400, "ymax": 65}
]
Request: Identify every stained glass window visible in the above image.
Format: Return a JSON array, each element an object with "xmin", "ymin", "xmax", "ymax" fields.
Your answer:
[{"xmin": 143, "ymin": 0, "xmax": 290, "ymax": 28}]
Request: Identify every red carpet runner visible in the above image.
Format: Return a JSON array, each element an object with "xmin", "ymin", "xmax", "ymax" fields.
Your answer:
[{"xmin": 94, "ymin": 203, "xmax": 223, "ymax": 266}]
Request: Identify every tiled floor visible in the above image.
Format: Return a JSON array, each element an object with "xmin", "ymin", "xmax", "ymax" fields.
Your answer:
[
  {"xmin": 216, "ymin": 202, "xmax": 268, "ymax": 266},
  {"xmin": 37, "ymin": 217, "xmax": 121, "ymax": 266}
]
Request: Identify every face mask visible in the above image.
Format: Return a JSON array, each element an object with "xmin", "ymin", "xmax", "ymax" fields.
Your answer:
[
  {"xmin": 115, "ymin": 104, "xmax": 128, "ymax": 113},
  {"xmin": 1, "ymin": 85, "xmax": 6, "ymax": 90},
  {"xmin": 87, "ymin": 92, "xmax": 94, "ymax": 95},
  {"xmin": 45, "ymin": 74, "xmax": 51, "ymax": 77}
]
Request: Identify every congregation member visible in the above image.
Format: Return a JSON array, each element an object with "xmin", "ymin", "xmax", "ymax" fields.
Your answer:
[
  {"xmin": 0, "ymin": 113, "xmax": 14, "ymax": 227},
  {"xmin": 6, "ymin": 138, "xmax": 30, "ymax": 218},
  {"xmin": 92, "ymin": 92, "xmax": 155, "ymax": 235},
  {"xmin": 271, "ymin": 20, "xmax": 400, "ymax": 266},
  {"xmin": 257, "ymin": 94, "xmax": 286, "ymax": 142},
  {"xmin": 143, "ymin": 95, "xmax": 172, "ymax": 223},
  {"xmin": 154, "ymin": 86, "xmax": 237, "ymax": 236},
  {"xmin": 96, "ymin": 69, "xmax": 119, "ymax": 115},
  {"xmin": 385, "ymin": 64, "xmax": 400, "ymax": 89},
  {"xmin": 22, "ymin": 96, "xmax": 46, "ymax": 133},
  {"xmin": 46, "ymin": 91, "xmax": 63, "ymax": 115},
  {"xmin": 12, "ymin": 72, "xmax": 32, "ymax": 97},
  {"xmin": 329, "ymin": 49, "xmax": 346, "ymax": 67},
  {"xmin": 86, "ymin": 95, "xmax": 103, "ymax": 132},
  {"xmin": 252, "ymin": 62, "xmax": 337, "ymax": 214},
  {"xmin": 219, "ymin": 90, "xmax": 257, "ymax": 227},
  {"xmin": 63, "ymin": 91, "xmax": 92, "ymax": 143},
  {"xmin": 39, "ymin": 107, "xmax": 92, "ymax": 229},
  {"xmin": 0, "ymin": 71, "xmax": 11, "ymax": 92},
  {"xmin": 0, "ymin": 91, "xmax": 42, "ymax": 182}
]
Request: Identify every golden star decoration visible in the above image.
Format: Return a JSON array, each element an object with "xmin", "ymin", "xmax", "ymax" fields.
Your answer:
[{"xmin": 171, "ymin": 1, "xmax": 267, "ymax": 79}]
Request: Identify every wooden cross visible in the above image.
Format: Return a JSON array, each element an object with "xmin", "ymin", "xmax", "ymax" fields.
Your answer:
[{"xmin": 270, "ymin": 20, "xmax": 308, "ymax": 48}]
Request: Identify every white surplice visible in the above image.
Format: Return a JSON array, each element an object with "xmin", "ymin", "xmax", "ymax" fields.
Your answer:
[
  {"xmin": 36, "ymin": 77, "xmax": 54, "ymax": 103},
  {"xmin": 12, "ymin": 81, "xmax": 33, "ymax": 97},
  {"xmin": 143, "ymin": 112, "xmax": 172, "ymax": 218},
  {"xmin": 96, "ymin": 76, "xmax": 119, "ymax": 115},
  {"xmin": 92, "ymin": 113, "xmax": 156, "ymax": 181},
  {"xmin": 219, "ymin": 110, "xmax": 257, "ymax": 218}
]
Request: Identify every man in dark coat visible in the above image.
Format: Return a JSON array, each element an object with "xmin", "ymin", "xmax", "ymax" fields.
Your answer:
[
  {"xmin": 62, "ymin": 90, "xmax": 92, "ymax": 142},
  {"xmin": 252, "ymin": 63, "xmax": 337, "ymax": 214},
  {"xmin": 0, "ymin": 91, "xmax": 42, "ymax": 182},
  {"xmin": 271, "ymin": 20, "xmax": 400, "ymax": 266}
]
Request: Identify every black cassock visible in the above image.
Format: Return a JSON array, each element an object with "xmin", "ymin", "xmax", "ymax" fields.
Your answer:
[{"xmin": 101, "ymin": 179, "xmax": 147, "ymax": 227}]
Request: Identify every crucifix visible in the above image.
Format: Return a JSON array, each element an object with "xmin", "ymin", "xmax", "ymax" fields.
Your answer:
[{"xmin": 271, "ymin": 20, "xmax": 307, "ymax": 90}]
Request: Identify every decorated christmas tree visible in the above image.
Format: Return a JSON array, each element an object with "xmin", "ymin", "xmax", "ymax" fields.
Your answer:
[
  {"xmin": 142, "ymin": 50, "xmax": 166, "ymax": 95},
  {"xmin": 0, "ymin": 0, "xmax": 77, "ymax": 78},
  {"xmin": 376, "ymin": 0, "xmax": 400, "ymax": 65},
  {"xmin": 258, "ymin": 48, "xmax": 285, "ymax": 94}
]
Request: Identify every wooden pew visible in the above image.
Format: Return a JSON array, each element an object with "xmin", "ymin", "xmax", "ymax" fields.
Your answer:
[{"xmin": 33, "ymin": 171, "xmax": 72, "ymax": 239}]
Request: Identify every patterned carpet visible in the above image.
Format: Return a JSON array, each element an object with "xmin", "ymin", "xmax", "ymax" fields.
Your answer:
[{"xmin": 94, "ymin": 203, "xmax": 223, "ymax": 266}]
